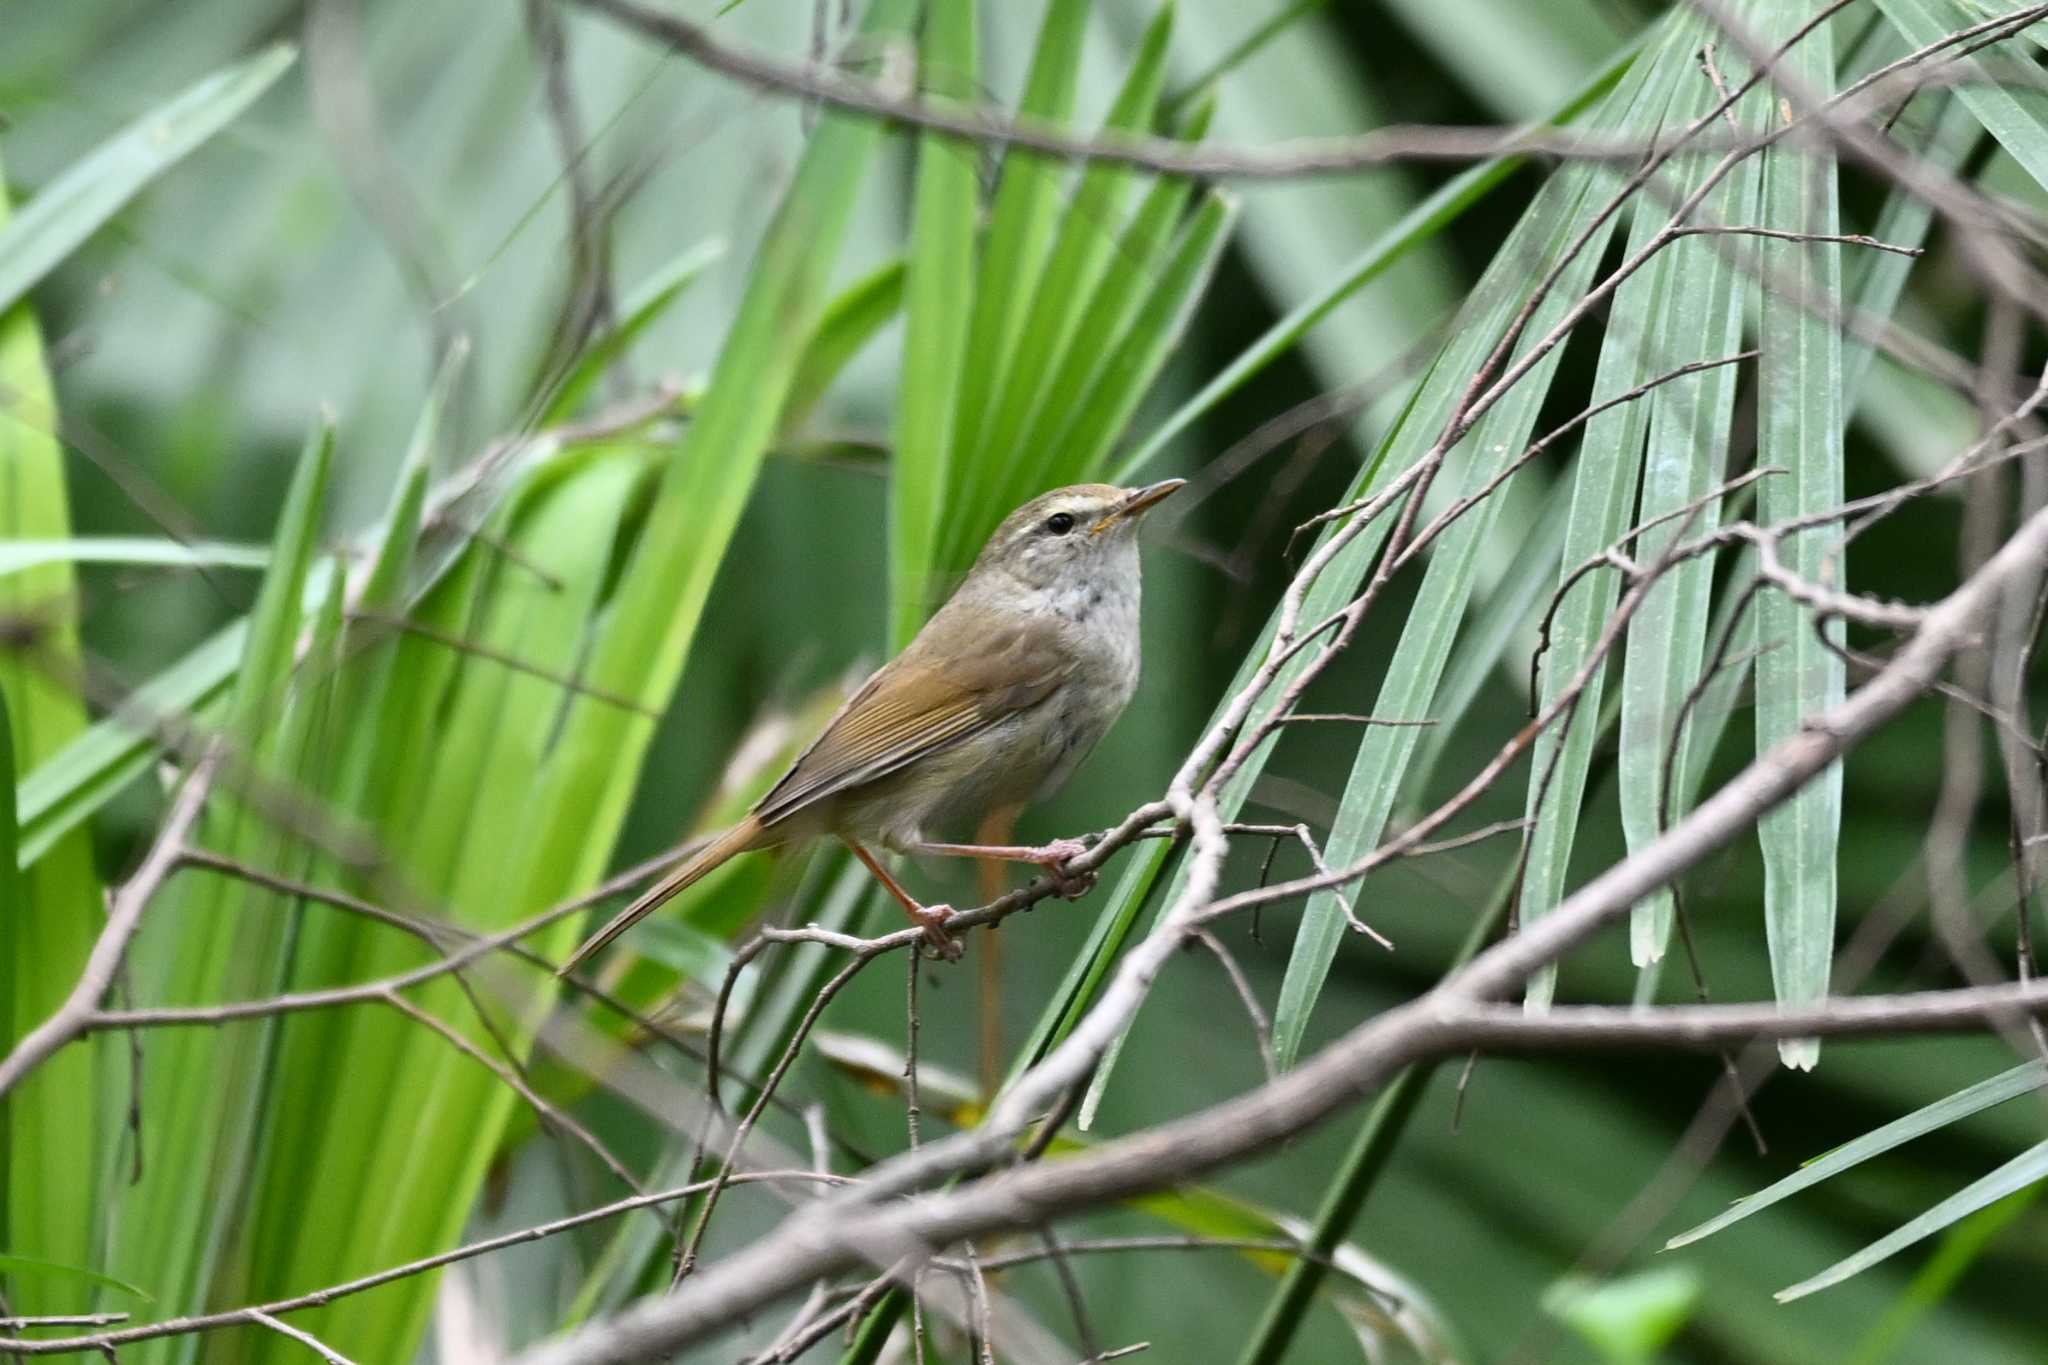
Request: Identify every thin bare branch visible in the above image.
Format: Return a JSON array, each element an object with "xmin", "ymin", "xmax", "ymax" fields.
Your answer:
[
  {"xmin": 0, "ymin": 755, "xmax": 214, "ymax": 1100},
  {"xmin": 0, "ymin": 1171, "xmax": 843, "ymax": 1358}
]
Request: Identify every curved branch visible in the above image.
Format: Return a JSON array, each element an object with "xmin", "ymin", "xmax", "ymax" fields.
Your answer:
[{"xmin": 0, "ymin": 756, "xmax": 213, "ymax": 1100}]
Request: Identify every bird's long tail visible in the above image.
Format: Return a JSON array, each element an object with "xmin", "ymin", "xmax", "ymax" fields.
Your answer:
[{"xmin": 557, "ymin": 816, "xmax": 764, "ymax": 976}]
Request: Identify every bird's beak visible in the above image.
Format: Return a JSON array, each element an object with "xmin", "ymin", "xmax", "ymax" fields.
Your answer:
[{"xmin": 1090, "ymin": 478, "xmax": 1185, "ymax": 535}]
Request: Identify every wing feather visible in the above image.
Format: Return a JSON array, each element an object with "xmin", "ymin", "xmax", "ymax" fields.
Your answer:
[{"xmin": 753, "ymin": 614, "xmax": 1071, "ymax": 828}]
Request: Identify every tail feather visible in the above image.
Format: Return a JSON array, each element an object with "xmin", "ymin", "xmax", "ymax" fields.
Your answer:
[{"xmin": 557, "ymin": 817, "xmax": 763, "ymax": 976}]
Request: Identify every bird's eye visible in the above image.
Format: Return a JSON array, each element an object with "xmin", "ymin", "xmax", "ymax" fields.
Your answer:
[{"xmin": 1044, "ymin": 512, "xmax": 1076, "ymax": 536}]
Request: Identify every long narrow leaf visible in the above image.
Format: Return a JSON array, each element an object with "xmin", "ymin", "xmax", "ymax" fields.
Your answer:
[
  {"xmin": 1777, "ymin": 1139, "xmax": 2048, "ymax": 1301},
  {"xmin": 947, "ymin": 0, "xmax": 1092, "ymax": 515},
  {"xmin": 1677, "ymin": 545, "xmax": 1761, "ymax": 812},
  {"xmin": 110, "ymin": 415, "xmax": 332, "ymax": 1351},
  {"xmin": 889, "ymin": 0, "xmax": 979, "ymax": 646},
  {"xmin": 1667, "ymin": 1059, "xmax": 2048, "ymax": 1249},
  {"xmin": 0, "ymin": 144, "xmax": 111, "ymax": 1306},
  {"xmin": 0, "ymin": 1252, "xmax": 151, "ymax": 1305},
  {"xmin": 1753, "ymin": 9, "xmax": 1846, "ymax": 1070},
  {"xmin": 241, "ymin": 353, "xmax": 458, "ymax": 1306},
  {"xmin": 1049, "ymin": 190, "xmax": 1239, "ymax": 483},
  {"xmin": 1613, "ymin": 42, "xmax": 1766, "ymax": 972},
  {"xmin": 0, "ymin": 537, "xmax": 268, "ymax": 577},
  {"xmin": 14, "ymin": 623, "xmax": 243, "ymax": 866},
  {"xmin": 1015, "ymin": 96, "xmax": 1216, "ymax": 494},
  {"xmin": 1403, "ymin": 466, "xmax": 1570, "ymax": 807},
  {"xmin": 1515, "ymin": 33, "xmax": 1688, "ymax": 1005},
  {"xmin": 0, "ymin": 44, "xmax": 295, "ymax": 318},
  {"xmin": 948, "ymin": 3, "xmax": 1174, "ymax": 559}
]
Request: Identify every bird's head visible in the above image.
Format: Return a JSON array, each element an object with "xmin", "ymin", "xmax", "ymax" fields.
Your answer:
[{"xmin": 967, "ymin": 480, "xmax": 1183, "ymax": 593}]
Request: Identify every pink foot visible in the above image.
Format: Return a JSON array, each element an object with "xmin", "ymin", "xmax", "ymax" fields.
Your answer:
[
  {"xmin": 1032, "ymin": 838, "xmax": 1094, "ymax": 899},
  {"xmin": 908, "ymin": 901, "xmax": 963, "ymax": 961}
]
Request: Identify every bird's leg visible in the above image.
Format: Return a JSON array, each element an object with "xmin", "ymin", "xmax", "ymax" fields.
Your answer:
[
  {"xmin": 844, "ymin": 838, "xmax": 962, "ymax": 960},
  {"xmin": 913, "ymin": 837, "xmax": 1095, "ymax": 900}
]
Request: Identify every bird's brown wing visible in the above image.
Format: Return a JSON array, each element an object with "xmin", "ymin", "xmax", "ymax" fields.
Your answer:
[{"xmin": 753, "ymin": 615, "xmax": 1071, "ymax": 829}]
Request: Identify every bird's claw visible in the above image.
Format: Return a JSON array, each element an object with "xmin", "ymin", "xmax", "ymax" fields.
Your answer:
[
  {"xmin": 1036, "ymin": 838, "xmax": 1095, "ymax": 900},
  {"xmin": 1050, "ymin": 867, "xmax": 1095, "ymax": 900},
  {"xmin": 910, "ymin": 902, "xmax": 964, "ymax": 961}
]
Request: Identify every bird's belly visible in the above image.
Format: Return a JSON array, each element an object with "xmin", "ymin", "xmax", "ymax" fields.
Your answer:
[
  {"xmin": 840, "ymin": 691, "xmax": 1122, "ymax": 852},
  {"xmin": 1022, "ymin": 672, "xmax": 1125, "ymax": 799}
]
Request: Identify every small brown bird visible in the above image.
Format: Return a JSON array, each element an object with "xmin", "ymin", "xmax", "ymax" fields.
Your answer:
[{"xmin": 561, "ymin": 479, "xmax": 1183, "ymax": 972}]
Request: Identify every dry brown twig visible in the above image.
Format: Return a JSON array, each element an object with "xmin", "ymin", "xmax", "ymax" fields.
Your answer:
[
  {"xmin": 0, "ymin": 1171, "xmax": 846, "ymax": 1357},
  {"xmin": 0, "ymin": 753, "xmax": 216, "ymax": 1100},
  {"xmin": 573, "ymin": 0, "xmax": 1720, "ymax": 178}
]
